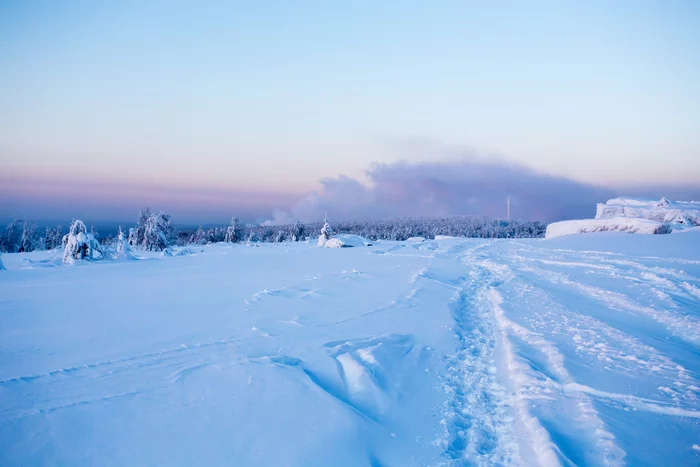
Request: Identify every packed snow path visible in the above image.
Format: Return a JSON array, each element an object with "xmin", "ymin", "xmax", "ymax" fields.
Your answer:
[{"xmin": 1, "ymin": 232, "xmax": 699, "ymax": 465}]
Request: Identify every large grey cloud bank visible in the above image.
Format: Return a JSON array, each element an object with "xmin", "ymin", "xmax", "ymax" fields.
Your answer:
[
  {"xmin": 267, "ymin": 159, "xmax": 615, "ymax": 224},
  {"xmin": 266, "ymin": 158, "xmax": 700, "ymax": 224}
]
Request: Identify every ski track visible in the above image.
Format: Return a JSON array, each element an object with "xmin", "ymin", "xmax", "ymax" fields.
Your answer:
[{"xmin": 437, "ymin": 244, "xmax": 521, "ymax": 465}]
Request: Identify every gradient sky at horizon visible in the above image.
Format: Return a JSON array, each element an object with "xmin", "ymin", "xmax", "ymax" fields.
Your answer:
[{"xmin": 1, "ymin": 0, "xmax": 699, "ymax": 223}]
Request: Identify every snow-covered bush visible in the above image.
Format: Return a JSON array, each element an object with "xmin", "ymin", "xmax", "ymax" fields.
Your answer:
[
  {"xmin": 62, "ymin": 219, "xmax": 104, "ymax": 263},
  {"xmin": 225, "ymin": 217, "xmax": 244, "ymax": 243},
  {"xmin": 142, "ymin": 211, "xmax": 174, "ymax": 251}
]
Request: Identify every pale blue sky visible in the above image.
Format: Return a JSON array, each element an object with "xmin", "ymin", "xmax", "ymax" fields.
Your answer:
[{"xmin": 1, "ymin": 0, "xmax": 699, "ymax": 221}]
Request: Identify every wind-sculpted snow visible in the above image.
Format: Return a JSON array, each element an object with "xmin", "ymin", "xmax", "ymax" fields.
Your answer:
[{"xmin": 1, "ymin": 231, "xmax": 699, "ymax": 465}]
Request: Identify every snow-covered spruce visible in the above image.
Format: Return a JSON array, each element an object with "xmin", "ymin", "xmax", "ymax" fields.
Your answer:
[
  {"xmin": 115, "ymin": 227, "xmax": 134, "ymax": 260},
  {"xmin": 0, "ymin": 252, "xmax": 5, "ymax": 270},
  {"xmin": 62, "ymin": 219, "xmax": 104, "ymax": 263},
  {"xmin": 224, "ymin": 217, "xmax": 244, "ymax": 243},
  {"xmin": 318, "ymin": 215, "xmax": 333, "ymax": 246},
  {"xmin": 290, "ymin": 220, "xmax": 305, "ymax": 242}
]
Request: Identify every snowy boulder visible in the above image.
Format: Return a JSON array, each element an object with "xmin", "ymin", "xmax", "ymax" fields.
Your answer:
[
  {"xmin": 323, "ymin": 235, "xmax": 372, "ymax": 248},
  {"xmin": 546, "ymin": 218, "xmax": 672, "ymax": 239},
  {"xmin": 596, "ymin": 197, "xmax": 700, "ymax": 227}
]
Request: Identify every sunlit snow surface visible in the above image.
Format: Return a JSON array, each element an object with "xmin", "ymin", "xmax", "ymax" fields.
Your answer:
[{"xmin": 1, "ymin": 232, "xmax": 699, "ymax": 465}]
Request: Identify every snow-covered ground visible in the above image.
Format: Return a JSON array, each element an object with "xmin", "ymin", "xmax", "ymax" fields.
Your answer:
[
  {"xmin": 1, "ymin": 232, "xmax": 699, "ymax": 465},
  {"xmin": 545, "ymin": 217, "xmax": 671, "ymax": 239}
]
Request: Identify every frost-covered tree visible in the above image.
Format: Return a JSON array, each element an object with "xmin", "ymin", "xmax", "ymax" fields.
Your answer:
[
  {"xmin": 131, "ymin": 207, "xmax": 151, "ymax": 246},
  {"xmin": 115, "ymin": 226, "xmax": 133, "ymax": 259},
  {"xmin": 246, "ymin": 230, "xmax": 258, "ymax": 243},
  {"xmin": 3, "ymin": 219, "xmax": 23, "ymax": 253},
  {"xmin": 318, "ymin": 215, "xmax": 333, "ymax": 246},
  {"xmin": 63, "ymin": 219, "xmax": 103, "ymax": 263},
  {"xmin": 225, "ymin": 217, "xmax": 244, "ymax": 243},
  {"xmin": 0, "ymin": 252, "xmax": 4, "ymax": 270},
  {"xmin": 275, "ymin": 230, "xmax": 286, "ymax": 243},
  {"xmin": 320, "ymin": 215, "xmax": 332, "ymax": 239},
  {"xmin": 142, "ymin": 211, "xmax": 174, "ymax": 251},
  {"xmin": 290, "ymin": 220, "xmax": 305, "ymax": 242},
  {"xmin": 128, "ymin": 227, "xmax": 137, "ymax": 247},
  {"xmin": 190, "ymin": 225, "xmax": 206, "ymax": 245},
  {"xmin": 19, "ymin": 220, "xmax": 37, "ymax": 253},
  {"xmin": 45, "ymin": 226, "xmax": 63, "ymax": 250}
]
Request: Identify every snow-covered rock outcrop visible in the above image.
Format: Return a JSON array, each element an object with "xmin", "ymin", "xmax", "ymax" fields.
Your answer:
[
  {"xmin": 547, "ymin": 197, "xmax": 699, "ymax": 239},
  {"xmin": 596, "ymin": 197, "xmax": 700, "ymax": 228},
  {"xmin": 546, "ymin": 218, "xmax": 671, "ymax": 239}
]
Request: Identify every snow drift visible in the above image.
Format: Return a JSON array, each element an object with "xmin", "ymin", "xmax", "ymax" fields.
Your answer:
[
  {"xmin": 322, "ymin": 234, "xmax": 372, "ymax": 248},
  {"xmin": 596, "ymin": 197, "xmax": 700, "ymax": 227},
  {"xmin": 546, "ymin": 218, "xmax": 671, "ymax": 239}
]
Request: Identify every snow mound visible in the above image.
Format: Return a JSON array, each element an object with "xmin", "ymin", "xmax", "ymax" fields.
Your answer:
[
  {"xmin": 161, "ymin": 247, "xmax": 196, "ymax": 257},
  {"xmin": 546, "ymin": 218, "xmax": 672, "ymax": 239},
  {"xmin": 323, "ymin": 235, "xmax": 372, "ymax": 248},
  {"xmin": 596, "ymin": 197, "xmax": 700, "ymax": 227}
]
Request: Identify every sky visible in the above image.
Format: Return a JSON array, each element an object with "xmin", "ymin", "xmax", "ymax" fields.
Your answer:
[{"xmin": 1, "ymin": 0, "xmax": 699, "ymax": 224}]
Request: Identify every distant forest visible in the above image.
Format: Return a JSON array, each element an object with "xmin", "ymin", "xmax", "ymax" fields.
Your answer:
[{"xmin": 0, "ymin": 210, "xmax": 547, "ymax": 253}]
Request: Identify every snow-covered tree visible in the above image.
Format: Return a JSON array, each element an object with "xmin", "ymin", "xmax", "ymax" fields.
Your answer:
[
  {"xmin": 19, "ymin": 220, "xmax": 37, "ymax": 253},
  {"xmin": 63, "ymin": 219, "xmax": 103, "ymax": 263},
  {"xmin": 225, "ymin": 217, "xmax": 244, "ymax": 243},
  {"xmin": 131, "ymin": 207, "xmax": 151, "ymax": 246},
  {"xmin": 45, "ymin": 226, "xmax": 63, "ymax": 250},
  {"xmin": 275, "ymin": 230, "xmax": 286, "ymax": 243},
  {"xmin": 115, "ymin": 226, "xmax": 133, "ymax": 259},
  {"xmin": 0, "ymin": 252, "xmax": 5, "ymax": 270},
  {"xmin": 246, "ymin": 230, "xmax": 258, "ymax": 243},
  {"xmin": 190, "ymin": 225, "xmax": 206, "ymax": 245},
  {"xmin": 127, "ymin": 227, "xmax": 136, "ymax": 247},
  {"xmin": 290, "ymin": 220, "xmax": 305, "ymax": 242},
  {"xmin": 318, "ymin": 215, "xmax": 333, "ymax": 246},
  {"xmin": 321, "ymin": 215, "xmax": 332, "ymax": 239},
  {"xmin": 142, "ymin": 211, "xmax": 174, "ymax": 251},
  {"xmin": 3, "ymin": 219, "xmax": 22, "ymax": 253}
]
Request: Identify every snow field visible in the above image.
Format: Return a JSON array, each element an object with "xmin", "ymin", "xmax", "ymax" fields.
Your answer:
[{"xmin": 1, "ymin": 231, "xmax": 699, "ymax": 465}]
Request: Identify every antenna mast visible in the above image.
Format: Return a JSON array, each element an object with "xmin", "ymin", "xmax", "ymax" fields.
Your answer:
[{"xmin": 507, "ymin": 197, "xmax": 511, "ymax": 220}]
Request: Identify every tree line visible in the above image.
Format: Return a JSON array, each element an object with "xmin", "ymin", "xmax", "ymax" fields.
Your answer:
[{"xmin": 1, "ymin": 208, "xmax": 546, "ymax": 255}]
